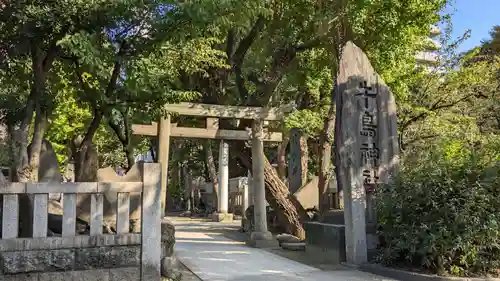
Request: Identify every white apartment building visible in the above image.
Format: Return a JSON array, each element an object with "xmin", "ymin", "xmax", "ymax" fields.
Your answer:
[{"xmin": 416, "ymin": 25, "xmax": 441, "ymax": 67}]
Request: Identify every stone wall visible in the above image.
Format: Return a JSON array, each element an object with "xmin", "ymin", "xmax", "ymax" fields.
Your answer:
[
  {"xmin": 1, "ymin": 268, "xmax": 140, "ymax": 281},
  {"xmin": 0, "ymin": 220, "xmax": 178, "ymax": 281},
  {"xmin": 0, "ymin": 235, "xmax": 141, "ymax": 281}
]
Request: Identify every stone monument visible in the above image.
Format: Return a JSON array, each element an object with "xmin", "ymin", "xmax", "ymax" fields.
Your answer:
[
  {"xmin": 288, "ymin": 128, "xmax": 306, "ymax": 193},
  {"xmin": 337, "ymin": 41, "xmax": 399, "ymax": 264}
]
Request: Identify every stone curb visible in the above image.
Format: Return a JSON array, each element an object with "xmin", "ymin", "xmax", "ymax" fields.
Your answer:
[{"xmin": 342, "ymin": 263, "xmax": 500, "ymax": 281}]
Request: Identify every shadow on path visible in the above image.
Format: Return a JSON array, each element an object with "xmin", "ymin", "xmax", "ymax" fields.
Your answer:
[{"xmin": 168, "ymin": 215, "xmax": 397, "ymax": 281}]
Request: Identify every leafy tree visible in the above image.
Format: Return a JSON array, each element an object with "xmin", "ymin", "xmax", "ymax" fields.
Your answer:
[
  {"xmin": 481, "ymin": 25, "xmax": 500, "ymax": 55},
  {"xmin": 0, "ymin": 0, "xmax": 154, "ymax": 181},
  {"xmin": 167, "ymin": 0, "xmax": 454, "ymax": 236},
  {"xmin": 377, "ymin": 22, "xmax": 500, "ymax": 276},
  {"xmin": 48, "ymin": 1, "xmax": 233, "ymax": 179}
]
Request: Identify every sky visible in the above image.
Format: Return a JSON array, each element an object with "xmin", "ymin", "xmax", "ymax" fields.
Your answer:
[{"xmin": 445, "ymin": 0, "xmax": 500, "ymax": 52}]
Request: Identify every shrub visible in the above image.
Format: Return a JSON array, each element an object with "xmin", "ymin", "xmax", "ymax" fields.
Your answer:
[{"xmin": 377, "ymin": 140, "xmax": 500, "ymax": 277}]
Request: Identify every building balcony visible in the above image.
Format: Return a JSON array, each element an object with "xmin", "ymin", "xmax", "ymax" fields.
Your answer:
[
  {"xmin": 416, "ymin": 51, "xmax": 439, "ymax": 64},
  {"xmin": 430, "ymin": 25, "xmax": 441, "ymax": 37},
  {"xmin": 424, "ymin": 38, "xmax": 442, "ymax": 50}
]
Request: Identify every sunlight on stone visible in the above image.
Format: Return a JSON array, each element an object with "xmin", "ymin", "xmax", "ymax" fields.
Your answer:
[
  {"xmin": 199, "ymin": 250, "xmax": 250, "ymax": 254},
  {"xmin": 261, "ymin": 270, "xmax": 284, "ymax": 274},
  {"xmin": 175, "ymin": 231, "xmax": 214, "ymax": 239},
  {"xmin": 176, "ymin": 239, "xmax": 246, "ymax": 245},
  {"xmin": 200, "ymin": 257, "xmax": 234, "ymax": 262}
]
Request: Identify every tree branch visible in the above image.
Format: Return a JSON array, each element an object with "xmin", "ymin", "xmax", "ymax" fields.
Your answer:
[
  {"xmin": 107, "ymin": 117, "xmax": 127, "ymax": 144},
  {"xmin": 255, "ymin": 45, "xmax": 298, "ymax": 105},
  {"xmin": 401, "ymin": 94, "xmax": 473, "ymax": 131},
  {"xmin": 74, "ymin": 61, "xmax": 99, "ymax": 110},
  {"xmin": 226, "ymin": 29, "xmax": 236, "ymax": 62},
  {"xmin": 231, "ymin": 16, "xmax": 266, "ymax": 101},
  {"xmin": 402, "ymin": 134, "xmax": 439, "ymax": 149},
  {"xmin": 232, "ymin": 16, "xmax": 266, "ymax": 66},
  {"xmin": 295, "ymin": 38, "xmax": 322, "ymax": 52},
  {"xmin": 81, "ymin": 104, "xmax": 103, "ymax": 150},
  {"xmin": 106, "ymin": 40, "xmax": 129, "ymax": 96},
  {"xmin": 122, "ymin": 107, "xmax": 131, "ymax": 145}
]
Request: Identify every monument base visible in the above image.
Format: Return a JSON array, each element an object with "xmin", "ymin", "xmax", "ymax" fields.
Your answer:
[
  {"xmin": 211, "ymin": 212, "xmax": 234, "ymax": 222},
  {"xmin": 247, "ymin": 231, "xmax": 278, "ymax": 248}
]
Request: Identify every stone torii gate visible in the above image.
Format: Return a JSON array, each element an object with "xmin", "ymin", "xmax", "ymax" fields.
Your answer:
[{"xmin": 132, "ymin": 102, "xmax": 291, "ymax": 246}]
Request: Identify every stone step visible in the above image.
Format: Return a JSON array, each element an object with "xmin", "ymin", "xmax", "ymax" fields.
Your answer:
[{"xmin": 281, "ymin": 242, "xmax": 306, "ymax": 251}]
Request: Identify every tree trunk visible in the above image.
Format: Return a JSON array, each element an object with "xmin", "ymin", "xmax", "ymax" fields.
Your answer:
[
  {"xmin": 13, "ymin": 43, "xmax": 52, "ymax": 237},
  {"xmin": 299, "ymin": 133, "xmax": 309, "ymax": 185},
  {"xmin": 236, "ymin": 144, "xmax": 308, "ymax": 240},
  {"xmin": 318, "ymin": 80, "xmax": 338, "ymax": 214},
  {"xmin": 72, "ymin": 137, "xmax": 100, "ymax": 182},
  {"xmin": 107, "ymin": 108, "xmax": 134, "ymax": 170},
  {"xmin": 122, "ymin": 119, "xmax": 134, "ymax": 171},
  {"xmin": 204, "ymin": 140, "xmax": 219, "ymax": 209},
  {"xmin": 332, "ymin": 73, "xmax": 344, "ymax": 210},
  {"xmin": 262, "ymin": 156, "xmax": 308, "ymax": 239},
  {"xmin": 149, "ymin": 139, "xmax": 157, "ymax": 162},
  {"xmin": 276, "ymin": 135, "xmax": 289, "ymax": 181},
  {"xmin": 124, "ymin": 145, "xmax": 135, "ymax": 171},
  {"xmin": 72, "ymin": 111, "xmax": 102, "ymax": 182},
  {"xmin": 168, "ymin": 162, "xmax": 179, "ymax": 211}
]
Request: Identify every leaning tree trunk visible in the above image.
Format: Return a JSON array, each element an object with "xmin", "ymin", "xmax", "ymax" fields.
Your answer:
[
  {"xmin": 263, "ymin": 156, "xmax": 308, "ymax": 239},
  {"xmin": 236, "ymin": 144, "xmax": 308, "ymax": 240}
]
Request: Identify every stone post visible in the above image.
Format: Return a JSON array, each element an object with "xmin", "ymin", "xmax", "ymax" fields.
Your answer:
[
  {"xmin": 212, "ymin": 140, "xmax": 233, "ymax": 222},
  {"xmin": 248, "ymin": 119, "xmax": 276, "ymax": 248},
  {"xmin": 243, "ymin": 172, "xmax": 250, "ymax": 215},
  {"xmin": 183, "ymin": 166, "xmax": 192, "ymax": 212},
  {"xmin": 141, "ymin": 163, "xmax": 162, "ymax": 280},
  {"xmin": 157, "ymin": 114, "xmax": 171, "ymax": 217},
  {"xmin": 218, "ymin": 140, "xmax": 229, "ymax": 213},
  {"xmin": 248, "ymin": 172, "xmax": 254, "ymax": 205},
  {"xmin": 241, "ymin": 171, "xmax": 250, "ymax": 228}
]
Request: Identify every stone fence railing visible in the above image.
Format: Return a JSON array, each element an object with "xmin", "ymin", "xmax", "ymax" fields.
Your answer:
[{"xmin": 0, "ymin": 163, "xmax": 162, "ymax": 281}]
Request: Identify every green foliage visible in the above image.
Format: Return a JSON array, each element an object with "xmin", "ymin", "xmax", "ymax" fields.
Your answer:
[
  {"xmin": 284, "ymin": 109, "xmax": 325, "ymax": 137},
  {"xmin": 481, "ymin": 25, "xmax": 500, "ymax": 54},
  {"xmin": 45, "ymin": 73, "xmax": 92, "ymax": 165},
  {"xmin": 377, "ymin": 21, "xmax": 500, "ymax": 276},
  {"xmin": 377, "ymin": 138, "xmax": 500, "ymax": 276}
]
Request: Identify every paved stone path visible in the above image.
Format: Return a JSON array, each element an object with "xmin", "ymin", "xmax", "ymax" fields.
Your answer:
[{"xmin": 171, "ymin": 217, "xmax": 397, "ymax": 281}]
